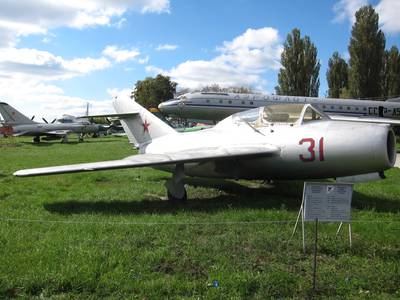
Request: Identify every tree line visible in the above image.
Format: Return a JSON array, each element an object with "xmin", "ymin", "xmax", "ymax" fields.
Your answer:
[
  {"xmin": 277, "ymin": 5, "xmax": 400, "ymax": 100},
  {"xmin": 133, "ymin": 5, "xmax": 400, "ymax": 108}
]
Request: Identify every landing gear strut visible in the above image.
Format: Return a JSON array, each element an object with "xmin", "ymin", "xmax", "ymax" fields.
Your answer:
[
  {"xmin": 61, "ymin": 135, "xmax": 69, "ymax": 143},
  {"xmin": 165, "ymin": 164, "xmax": 187, "ymax": 202}
]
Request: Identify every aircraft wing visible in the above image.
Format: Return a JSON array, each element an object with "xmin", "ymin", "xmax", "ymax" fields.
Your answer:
[
  {"xmin": 13, "ymin": 131, "xmax": 29, "ymax": 137},
  {"xmin": 14, "ymin": 143, "xmax": 280, "ymax": 177},
  {"xmin": 45, "ymin": 130, "xmax": 71, "ymax": 135},
  {"xmin": 77, "ymin": 112, "xmax": 138, "ymax": 119},
  {"xmin": 329, "ymin": 115, "xmax": 400, "ymax": 125}
]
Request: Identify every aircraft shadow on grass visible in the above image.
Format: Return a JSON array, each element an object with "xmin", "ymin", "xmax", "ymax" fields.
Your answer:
[
  {"xmin": 44, "ymin": 178, "xmax": 400, "ymax": 215},
  {"xmin": 19, "ymin": 139, "xmax": 118, "ymax": 146}
]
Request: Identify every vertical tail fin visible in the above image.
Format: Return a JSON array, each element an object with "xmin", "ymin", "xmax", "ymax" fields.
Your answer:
[
  {"xmin": 113, "ymin": 96, "xmax": 177, "ymax": 147},
  {"xmin": 0, "ymin": 102, "xmax": 36, "ymax": 125}
]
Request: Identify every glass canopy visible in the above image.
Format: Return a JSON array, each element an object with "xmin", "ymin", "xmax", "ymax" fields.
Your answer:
[{"xmin": 232, "ymin": 104, "xmax": 327, "ymax": 126}]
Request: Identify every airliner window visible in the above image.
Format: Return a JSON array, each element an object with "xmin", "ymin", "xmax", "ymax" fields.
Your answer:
[
  {"xmin": 363, "ymin": 107, "xmax": 367, "ymax": 111},
  {"xmin": 206, "ymin": 99, "xmax": 210, "ymax": 103},
  {"xmin": 219, "ymin": 100, "xmax": 223, "ymax": 103},
  {"xmin": 228, "ymin": 100, "xmax": 232, "ymax": 104},
  {"xmin": 241, "ymin": 101, "xmax": 245, "ymax": 104},
  {"xmin": 331, "ymin": 106, "xmax": 334, "ymax": 109},
  {"xmin": 250, "ymin": 101, "xmax": 253, "ymax": 105},
  {"xmin": 339, "ymin": 106, "xmax": 343, "ymax": 109},
  {"xmin": 356, "ymin": 107, "xmax": 359, "ymax": 111},
  {"xmin": 347, "ymin": 106, "xmax": 351, "ymax": 110}
]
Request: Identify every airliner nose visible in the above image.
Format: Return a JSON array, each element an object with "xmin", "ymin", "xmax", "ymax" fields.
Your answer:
[{"xmin": 158, "ymin": 99, "xmax": 180, "ymax": 113}]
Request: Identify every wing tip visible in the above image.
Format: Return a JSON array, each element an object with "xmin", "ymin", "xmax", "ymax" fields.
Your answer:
[{"xmin": 13, "ymin": 170, "xmax": 28, "ymax": 177}]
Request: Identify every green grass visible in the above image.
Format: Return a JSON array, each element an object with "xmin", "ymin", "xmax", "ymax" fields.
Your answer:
[{"xmin": 0, "ymin": 136, "xmax": 399, "ymax": 299}]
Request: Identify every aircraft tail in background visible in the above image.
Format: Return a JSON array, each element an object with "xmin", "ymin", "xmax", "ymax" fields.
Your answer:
[{"xmin": 0, "ymin": 102, "xmax": 36, "ymax": 125}]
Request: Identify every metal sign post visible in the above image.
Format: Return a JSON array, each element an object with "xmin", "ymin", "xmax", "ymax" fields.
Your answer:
[
  {"xmin": 312, "ymin": 218, "xmax": 318, "ymax": 292},
  {"xmin": 292, "ymin": 182, "xmax": 353, "ymax": 292}
]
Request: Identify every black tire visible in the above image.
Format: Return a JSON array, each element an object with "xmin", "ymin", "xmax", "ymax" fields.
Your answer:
[
  {"xmin": 33, "ymin": 136, "xmax": 40, "ymax": 143},
  {"xmin": 167, "ymin": 189, "xmax": 187, "ymax": 203}
]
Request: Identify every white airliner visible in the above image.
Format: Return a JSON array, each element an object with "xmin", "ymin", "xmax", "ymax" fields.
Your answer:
[
  {"xmin": 14, "ymin": 96, "xmax": 396, "ymax": 202},
  {"xmin": 158, "ymin": 92, "xmax": 400, "ymax": 125}
]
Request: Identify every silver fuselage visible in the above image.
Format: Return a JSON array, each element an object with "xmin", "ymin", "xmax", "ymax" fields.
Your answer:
[
  {"xmin": 3, "ymin": 122, "xmax": 107, "ymax": 137},
  {"xmin": 159, "ymin": 92, "xmax": 400, "ymax": 121},
  {"xmin": 143, "ymin": 116, "xmax": 395, "ymax": 180}
]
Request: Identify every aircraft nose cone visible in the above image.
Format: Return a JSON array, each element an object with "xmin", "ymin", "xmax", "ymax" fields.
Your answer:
[{"xmin": 158, "ymin": 99, "xmax": 180, "ymax": 113}]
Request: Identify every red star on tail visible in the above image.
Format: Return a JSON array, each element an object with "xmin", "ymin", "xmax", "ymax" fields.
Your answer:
[{"xmin": 142, "ymin": 119, "xmax": 150, "ymax": 133}]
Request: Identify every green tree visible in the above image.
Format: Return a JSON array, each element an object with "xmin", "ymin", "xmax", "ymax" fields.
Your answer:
[
  {"xmin": 348, "ymin": 5, "xmax": 386, "ymax": 99},
  {"xmin": 382, "ymin": 46, "xmax": 400, "ymax": 99},
  {"xmin": 326, "ymin": 52, "xmax": 349, "ymax": 98},
  {"xmin": 275, "ymin": 28, "xmax": 320, "ymax": 97},
  {"xmin": 132, "ymin": 74, "xmax": 177, "ymax": 108}
]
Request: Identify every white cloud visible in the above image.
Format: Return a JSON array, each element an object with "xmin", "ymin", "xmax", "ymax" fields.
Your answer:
[
  {"xmin": 0, "ymin": 47, "xmax": 113, "ymax": 119},
  {"xmin": 0, "ymin": 47, "xmax": 111, "ymax": 80},
  {"xmin": 138, "ymin": 55, "xmax": 150, "ymax": 64},
  {"xmin": 0, "ymin": 1, "xmax": 169, "ymax": 120},
  {"xmin": 333, "ymin": 0, "xmax": 368, "ymax": 24},
  {"xmin": 102, "ymin": 45, "xmax": 141, "ymax": 63},
  {"xmin": 0, "ymin": 0, "xmax": 170, "ymax": 47},
  {"xmin": 156, "ymin": 44, "xmax": 178, "ymax": 51},
  {"xmin": 146, "ymin": 27, "xmax": 282, "ymax": 90},
  {"xmin": 333, "ymin": 0, "xmax": 400, "ymax": 34},
  {"xmin": 113, "ymin": 18, "xmax": 127, "ymax": 29},
  {"xmin": 0, "ymin": 77, "xmax": 113, "ymax": 120},
  {"xmin": 376, "ymin": 0, "xmax": 400, "ymax": 34},
  {"xmin": 107, "ymin": 88, "xmax": 132, "ymax": 99}
]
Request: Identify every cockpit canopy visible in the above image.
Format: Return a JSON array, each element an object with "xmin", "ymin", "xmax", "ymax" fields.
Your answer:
[{"xmin": 232, "ymin": 104, "xmax": 328, "ymax": 126}]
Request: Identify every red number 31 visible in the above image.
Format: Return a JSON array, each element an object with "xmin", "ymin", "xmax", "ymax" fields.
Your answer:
[{"xmin": 299, "ymin": 137, "xmax": 324, "ymax": 162}]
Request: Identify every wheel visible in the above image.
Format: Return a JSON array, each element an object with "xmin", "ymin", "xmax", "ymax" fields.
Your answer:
[
  {"xmin": 167, "ymin": 188, "xmax": 187, "ymax": 203},
  {"xmin": 33, "ymin": 136, "xmax": 40, "ymax": 143}
]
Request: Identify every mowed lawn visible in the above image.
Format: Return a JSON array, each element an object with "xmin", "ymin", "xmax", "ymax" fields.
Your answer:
[{"xmin": 0, "ymin": 136, "xmax": 399, "ymax": 299}]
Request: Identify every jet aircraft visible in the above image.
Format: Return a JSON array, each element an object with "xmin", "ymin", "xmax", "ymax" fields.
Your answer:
[
  {"xmin": 0, "ymin": 102, "xmax": 109, "ymax": 143},
  {"xmin": 14, "ymin": 96, "xmax": 396, "ymax": 202},
  {"xmin": 158, "ymin": 92, "xmax": 400, "ymax": 125}
]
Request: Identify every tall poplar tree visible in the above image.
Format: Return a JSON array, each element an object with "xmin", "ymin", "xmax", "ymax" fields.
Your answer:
[
  {"xmin": 275, "ymin": 28, "xmax": 320, "ymax": 97},
  {"xmin": 348, "ymin": 5, "xmax": 385, "ymax": 99},
  {"xmin": 326, "ymin": 52, "xmax": 349, "ymax": 98},
  {"xmin": 382, "ymin": 46, "xmax": 400, "ymax": 99}
]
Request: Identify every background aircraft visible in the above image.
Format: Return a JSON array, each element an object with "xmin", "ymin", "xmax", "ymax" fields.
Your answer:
[
  {"xmin": 0, "ymin": 102, "xmax": 109, "ymax": 143},
  {"xmin": 158, "ymin": 92, "xmax": 400, "ymax": 125},
  {"xmin": 15, "ymin": 97, "xmax": 396, "ymax": 202}
]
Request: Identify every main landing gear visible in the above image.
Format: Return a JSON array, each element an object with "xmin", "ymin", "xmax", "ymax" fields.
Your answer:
[
  {"xmin": 165, "ymin": 164, "xmax": 187, "ymax": 202},
  {"xmin": 33, "ymin": 136, "xmax": 40, "ymax": 143},
  {"xmin": 61, "ymin": 135, "xmax": 69, "ymax": 143}
]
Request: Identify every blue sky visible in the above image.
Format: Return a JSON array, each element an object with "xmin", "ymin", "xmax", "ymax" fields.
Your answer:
[{"xmin": 0, "ymin": 0, "xmax": 399, "ymax": 119}]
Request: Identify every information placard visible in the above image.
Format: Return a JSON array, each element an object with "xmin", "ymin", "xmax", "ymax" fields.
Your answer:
[{"xmin": 303, "ymin": 182, "xmax": 353, "ymax": 222}]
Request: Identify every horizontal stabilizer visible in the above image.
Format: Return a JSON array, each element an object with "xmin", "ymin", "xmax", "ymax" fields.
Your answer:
[
  {"xmin": 14, "ymin": 143, "xmax": 280, "ymax": 177},
  {"xmin": 77, "ymin": 112, "xmax": 138, "ymax": 119}
]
